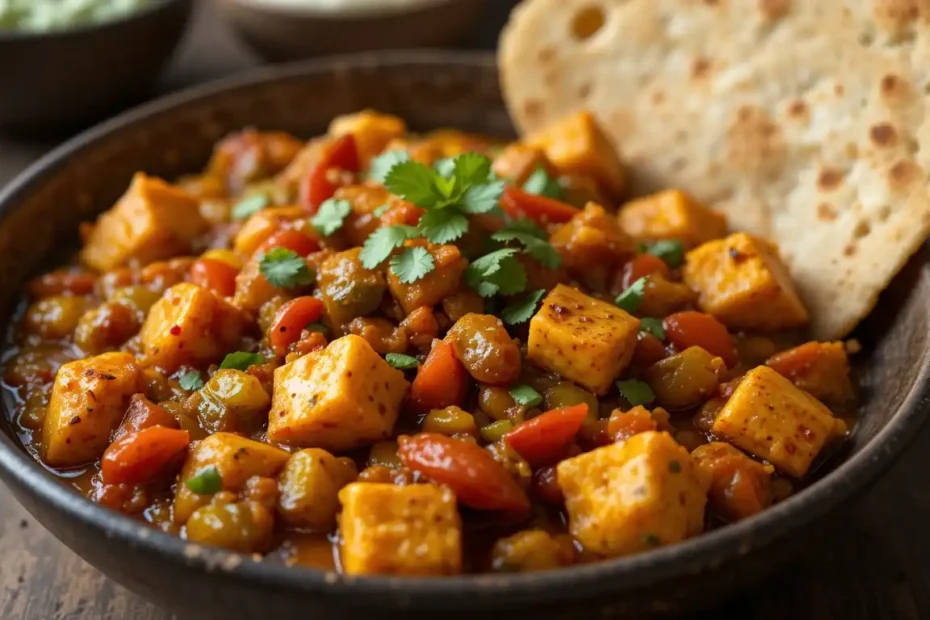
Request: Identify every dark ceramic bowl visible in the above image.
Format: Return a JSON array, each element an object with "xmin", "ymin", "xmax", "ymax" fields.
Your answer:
[
  {"xmin": 0, "ymin": 0, "xmax": 193, "ymax": 132},
  {"xmin": 216, "ymin": 0, "xmax": 487, "ymax": 60},
  {"xmin": 0, "ymin": 53, "xmax": 928, "ymax": 620}
]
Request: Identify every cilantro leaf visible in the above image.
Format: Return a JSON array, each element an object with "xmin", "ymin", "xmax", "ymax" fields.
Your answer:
[
  {"xmin": 639, "ymin": 317, "xmax": 666, "ymax": 340},
  {"xmin": 231, "ymin": 194, "xmax": 269, "ymax": 220},
  {"xmin": 184, "ymin": 466, "xmax": 222, "ymax": 495},
  {"xmin": 492, "ymin": 228, "xmax": 562, "ymax": 269},
  {"xmin": 178, "ymin": 371, "xmax": 204, "ymax": 391},
  {"xmin": 369, "ymin": 150, "xmax": 411, "ymax": 184},
  {"xmin": 311, "ymin": 198, "xmax": 352, "ymax": 236},
  {"xmin": 523, "ymin": 167, "xmax": 563, "ymax": 199},
  {"xmin": 419, "ymin": 210, "xmax": 469, "ymax": 244},
  {"xmin": 359, "ymin": 225, "xmax": 418, "ymax": 269},
  {"xmin": 644, "ymin": 240, "xmax": 685, "ymax": 268},
  {"xmin": 390, "ymin": 247, "xmax": 435, "ymax": 283},
  {"xmin": 616, "ymin": 379, "xmax": 655, "ymax": 406},
  {"xmin": 260, "ymin": 248, "xmax": 314, "ymax": 288},
  {"xmin": 465, "ymin": 249, "xmax": 527, "ymax": 297},
  {"xmin": 460, "ymin": 178, "xmax": 505, "ymax": 214},
  {"xmin": 385, "ymin": 353, "xmax": 419, "ymax": 369},
  {"xmin": 372, "ymin": 204, "xmax": 390, "ymax": 217},
  {"xmin": 384, "ymin": 160, "xmax": 442, "ymax": 208},
  {"xmin": 615, "ymin": 277, "xmax": 647, "ymax": 314},
  {"xmin": 501, "ymin": 289, "xmax": 546, "ymax": 325},
  {"xmin": 219, "ymin": 351, "xmax": 265, "ymax": 371},
  {"xmin": 453, "ymin": 152, "xmax": 493, "ymax": 188},
  {"xmin": 434, "ymin": 157, "xmax": 456, "ymax": 178},
  {"xmin": 502, "ymin": 218, "xmax": 547, "ymax": 239},
  {"xmin": 509, "ymin": 384, "xmax": 543, "ymax": 408}
]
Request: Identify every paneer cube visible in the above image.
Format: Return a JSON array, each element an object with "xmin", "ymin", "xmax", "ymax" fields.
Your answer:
[
  {"xmin": 492, "ymin": 143, "xmax": 556, "ymax": 186},
  {"xmin": 557, "ymin": 431, "xmax": 709, "ymax": 557},
  {"xmin": 328, "ymin": 110, "xmax": 407, "ymax": 167},
  {"xmin": 387, "ymin": 244, "xmax": 468, "ymax": 315},
  {"xmin": 41, "ymin": 352, "xmax": 141, "ymax": 467},
  {"xmin": 140, "ymin": 283, "xmax": 247, "ymax": 372},
  {"xmin": 550, "ymin": 203, "xmax": 636, "ymax": 290},
  {"xmin": 766, "ymin": 341, "xmax": 854, "ymax": 405},
  {"xmin": 526, "ymin": 110, "xmax": 626, "ymax": 198},
  {"xmin": 527, "ymin": 284, "xmax": 639, "ymax": 395},
  {"xmin": 618, "ymin": 190, "xmax": 728, "ymax": 248},
  {"xmin": 174, "ymin": 432, "xmax": 290, "ymax": 524},
  {"xmin": 267, "ymin": 335, "xmax": 408, "ymax": 451},
  {"xmin": 338, "ymin": 482, "xmax": 462, "ymax": 576},
  {"xmin": 233, "ymin": 206, "xmax": 307, "ymax": 257},
  {"xmin": 277, "ymin": 448, "xmax": 358, "ymax": 530},
  {"xmin": 682, "ymin": 233, "xmax": 809, "ymax": 331},
  {"xmin": 81, "ymin": 173, "xmax": 207, "ymax": 272},
  {"xmin": 712, "ymin": 366, "xmax": 847, "ymax": 477}
]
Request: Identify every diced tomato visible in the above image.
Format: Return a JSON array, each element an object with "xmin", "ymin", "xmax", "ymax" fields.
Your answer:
[
  {"xmin": 409, "ymin": 340, "xmax": 469, "ymax": 413},
  {"xmin": 190, "ymin": 257, "xmax": 239, "ymax": 297},
  {"xmin": 101, "ymin": 426, "xmax": 191, "ymax": 485},
  {"xmin": 397, "ymin": 433, "xmax": 530, "ymax": 511},
  {"xmin": 299, "ymin": 134, "xmax": 359, "ymax": 213},
  {"xmin": 664, "ymin": 311, "xmax": 737, "ymax": 367},
  {"xmin": 505, "ymin": 404, "xmax": 589, "ymax": 467},
  {"xmin": 256, "ymin": 229, "xmax": 320, "ymax": 257},
  {"xmin": 617, "ymin": 254, "xmax": 670, "ymax": 292},
  {"xmin": 269, "ymin": 296, "xmax": 325, "ymax": 357},
  {"xmin": 112, "ymin": 394, "xmax": 180, "ymax": 443},
  {"xmin": 633, "ymin": 332, "xmax": 667, "ymax": 366},
  {"xmin": 499, "ymin": 185, "xmax": 579, "ymax": 225}
]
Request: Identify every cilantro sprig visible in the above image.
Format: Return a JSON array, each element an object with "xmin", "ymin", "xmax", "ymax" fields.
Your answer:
[
  {"xmin": 178, "ymin": 371, "xmax": 204, "ymax": 391},
  {"xmin": 385, "ymin": 353, "xmax": 419, "ymax": 369},
  {"xmin": 492, "ymin": 220, "xmax": 562, "ymax": 269},
  {"xmin": 231, "ymin": 194, "xmax": 269, "ymax": 220},
  {"xmin": 522, "ymin": 167, "xmax": 563, "ymax": 199},
  {"xmin": 501, "ymin": 289, "xmax": 546, "ymax": 325},
  {"xmin": 219, "ymin": 352, "xmax": 265, "ymax": 371},
  {"xmin": 465, "ymin": 249, "xmax": 527, "ymax": 298},
  {"xmin": 360, "ymin": 151, "xmax": 506, "ymax": 283},
  {"xmin": 643, "ymin": 240, "xmax": 685, "ymax": 268},
  {"xmin": 260, "ymin": 248, "xmax": 315, "ymax": 288},
  {"xmin": 311, "ymin": 198, "xmax": 351, "ymax": 237}
]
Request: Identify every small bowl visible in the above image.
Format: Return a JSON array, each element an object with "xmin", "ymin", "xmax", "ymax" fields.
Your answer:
[
  {"xmin": 0, "ymin": 0, "xmax": 193, "ymax": 133},
  {"xmin": 216, "ymin": 0, "xmax": 487, "ymax": 60}
]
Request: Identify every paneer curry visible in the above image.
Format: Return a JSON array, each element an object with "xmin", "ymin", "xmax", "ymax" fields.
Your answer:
[{"xmin": 2, "ymin": 109, "xmax": 857, "ymax": 575}]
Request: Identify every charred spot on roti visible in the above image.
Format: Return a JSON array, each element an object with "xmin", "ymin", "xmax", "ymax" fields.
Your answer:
[
  {"xmin": 691, "ymin": 57, "xmax": 712, "ymax": 79},
  {"xmin": 570, "ymin": 4, "xmax": 606, "ymax": 41},
  {"xmin": 872, "ymin": 0, "xmax": 921, "ymax": 35},
  {"xmin": 817, "ymin": 168, "xmax": 844, "ymax": 192},
  {"xmin": 869, "ymin": 123, "xmax": 898, "ymax": 147},
  {"xmin": 651, "ymin": 90, "xmax": 666, "ymax": 106},
  {"xmin": 817, "ymin": 203, "xmax": 837, "ymax": 221},
  {"xmin": 537, "ymin": 46, "xmax": 557, "ymax": 64},
  {"xmin": 834, "ymin": 82, "xmax": 845, "ymax": 97},
  {"xmin": 786, "ymin": 99, "xmax": 809, "ymax": 122},
  {"xmin": 578, "ymin": 82, "xmax": 593, "ymax": 99},
  {"xmin": 877, "ymin": 205, "xmax": 892, "ymax": 222},
  {"xmin": 726, "ymin": 105, "xmax": 786, "ymax": 177},
  {"xmin": 843, "ymin": 242, "xmax": 857, "ymax": 256},
  {"xmin": 889, "ymin": 160, "xmax": 919, "ymax": 188},
  {"xmin": 758, "ymin": 0, "xmax": 790, "ymax": 20},
  {"xmin": 879, "ymin": 73, "xmax": 910, "ymax": 103},
  {"xmin": 853, "ymin": 220, "xmax": 871, "ymax": 239},
  {"xmin": 523, "ymin": 99, "xmax": 544, "ymax": 122}
]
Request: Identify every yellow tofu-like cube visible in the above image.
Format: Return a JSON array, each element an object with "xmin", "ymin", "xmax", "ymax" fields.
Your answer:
[
  {"xmin": 81, "ymin": 173, "xmax": 208, "ymax": 272},
  {"xmin": 233, "ymin": 206, "xmax": 307, "ymax": 257},
  {"xmin": 277, "ymin": 448, "xmax": 358, "ymax": 530},
  {"xmin": 267, "ymin": 335, "xmax": 408, "ymax": 451},
  {"xmin": 328, "ymin": 110, "xmax": 407, "ymax": 167},
  {"xmin": 140, "ymin": 283, "xmax": 247, "ymax": 372},
  {"xmin": 492, "ymin": 143, "xmax": 556, "ymax": 186},
  {"xmin": 682, "ymin": 233, "xmax": 809, "ymax": 331},
  {"xmin": 41, "ymin": 352, "xmax": 141, "ymax": 467},
  {"xmin": 174, "ymin": 432, "xmax": 290, "ymax": 524},
  {"xmin": 712, "ymin": 366, "xmax": 846, "ymax": 477},
  {"xmin": 527, "ymin": 110, "xmax": 626, "ymax": 198},
  {"xmin": 527, "ymin": 284, "xmax": 639, "ymax": 395},
  {"xmin": 557, "ymin": 431, "xmax": 709, "ymax": 557},
  {"xmin": 338, "ymin": 482, "xmax": 462, "ymax": 576},
  {"xmin": 618, "ymin": 190, "xmax": 728, "ymax": 249}
]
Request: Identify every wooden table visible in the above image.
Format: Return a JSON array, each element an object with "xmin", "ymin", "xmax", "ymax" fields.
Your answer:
[{"xmin": 2, "ymin": 3, "xmax": 930, "ymax": 619}]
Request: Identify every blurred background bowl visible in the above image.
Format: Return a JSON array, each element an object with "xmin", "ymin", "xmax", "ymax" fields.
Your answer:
[
  {"xmin": 216, "ymin": 0, "xmax": 487, "ymax": 60},
  {"xmin": 0, "ymin": 0, "xmax": 193, "ymax": 133}
]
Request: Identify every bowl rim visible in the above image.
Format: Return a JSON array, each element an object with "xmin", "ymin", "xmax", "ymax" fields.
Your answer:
[
  {"xmin": 0, "ymin": 50, "xmax": 929, "ymax": 605},
  {"xmin": 0, "ymin": 0, "xmax": 188, "ymax": 42},
  {"xmin": 219, "ymin": 0, "xmax": 467, "ymax": 21}
]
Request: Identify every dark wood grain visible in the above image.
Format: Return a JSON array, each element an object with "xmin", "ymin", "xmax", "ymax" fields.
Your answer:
[{"xmin": 1, "ymin": 2, "xmax": 930, "ymax": 619}]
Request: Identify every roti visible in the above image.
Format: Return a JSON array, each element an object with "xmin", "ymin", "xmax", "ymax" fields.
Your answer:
[{"xmin": 499, "ymin": 0, "xmax": 930, "ymax": 339}]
